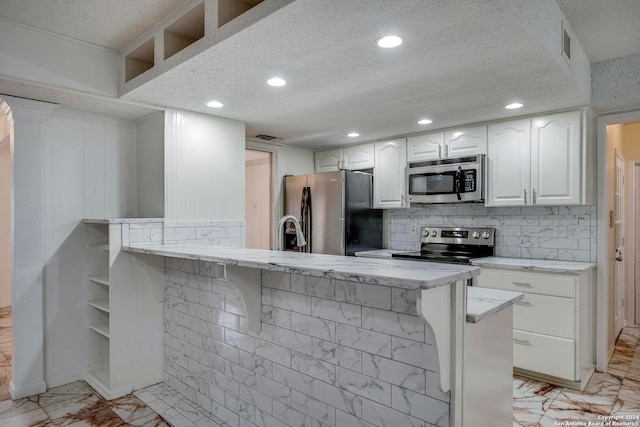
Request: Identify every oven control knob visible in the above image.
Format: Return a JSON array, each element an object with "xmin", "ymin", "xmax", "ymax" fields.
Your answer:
[
  {"xmin": 472, "ymin": 231, "xmax": 480, "ymax": 239},
  {"xmin": 431, "ymin": 231, "xmax": 437, "ymax": 237},
  {"xmin": 422, "ymin": 229, "xmax": 430, "ymax": 237},
  {"xmin": 481, "ymin": 231, "xmax": 491, "ymax": 239}
]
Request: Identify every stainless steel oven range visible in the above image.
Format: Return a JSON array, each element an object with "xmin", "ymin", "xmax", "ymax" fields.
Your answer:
[{"xmin": 392, "ymin": 226, "xmax": 495, "ymax": 264}]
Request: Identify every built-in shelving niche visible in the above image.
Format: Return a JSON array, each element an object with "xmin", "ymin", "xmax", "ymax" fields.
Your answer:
[
  {"xmin": 218, "ymin": 0, "xmax": 264, "ymax": 28},
  {"xmin": 164, "ymin": 2, "xmax": 205, "ymax": 60},
  {"xmin": 125, "ymin": 38, "xmax": 155, "ymax": 82}
]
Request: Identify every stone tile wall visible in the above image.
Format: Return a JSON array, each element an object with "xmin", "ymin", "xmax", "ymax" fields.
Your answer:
[
  {"xmin": 162, "ymin": 258, "xmax": 450, "ymax": 427},
  {"xmin": 387, "ymin": 205, "xmax": 597, "ymax": 262},
  {"xmin": 120, "ymin": 220, "xmax": 245, "ymax": 247}
]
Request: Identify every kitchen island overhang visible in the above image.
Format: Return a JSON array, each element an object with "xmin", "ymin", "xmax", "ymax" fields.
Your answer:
[{"xmin": 123, "ymin": 243, "xmax": 519, "ymax": 426}]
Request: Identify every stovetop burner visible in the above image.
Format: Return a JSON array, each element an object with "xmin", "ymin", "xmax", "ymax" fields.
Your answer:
[{"xmin": 391, "ymin": 226, "xmax": 495, "ymax": 265}]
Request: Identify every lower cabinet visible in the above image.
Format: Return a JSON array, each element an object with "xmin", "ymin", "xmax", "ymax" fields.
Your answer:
[{"xmin": 476, "ymin": 267, "xmax": 595, "ymax": 390}]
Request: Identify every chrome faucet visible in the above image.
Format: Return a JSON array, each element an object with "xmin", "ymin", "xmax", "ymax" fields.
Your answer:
[{"xmin": 276, "ymin": 215, "xmax": 306, "ymax": 251}]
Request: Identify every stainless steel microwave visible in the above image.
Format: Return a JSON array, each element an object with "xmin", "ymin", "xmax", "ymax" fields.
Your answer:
[{"xmin": 407, "ymin": 154, "xmax": 485, "ymax": 204}]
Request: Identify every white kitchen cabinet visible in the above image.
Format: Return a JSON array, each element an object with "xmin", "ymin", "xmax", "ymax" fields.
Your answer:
[
  {"xmin": 343, "ymin": 142, "xmax": 374, "ymax": 170},
  {"xmin": 315, "ymin": 148, "xmax": 342, "ymax": 172},
  {"xmin": 407, "ymin": 126, "xmax": 487, "ymax": 162},
  {"xmin": 84, "ymin": 220, "xmax": 165, "ymax": 400},
  {"xmin": 407, "ymin": 131, "xmax": 444, "ymax": 161},
  {"xmin": 476, "ymin": 266, "xmax": 595, "ymax": 390},
  {"xmin": 445, "ymin": 125, "xmax": 488, "ymax": 158},
  {"xmin": 531, "ymin": 111, "xmax": 581, "ymax": 205},
  {"xmin": 374, "ymin": 138, "xmax": 407, "ymax": 208},
  {"xmin": 487, "ymin": 110, "xmax": 583, "ymax": 206}
]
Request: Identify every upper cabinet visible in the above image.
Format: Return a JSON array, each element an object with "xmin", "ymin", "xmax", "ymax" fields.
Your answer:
[
  {"xmin": 315, "ymin": 148, "xmax": 342, "ymax": 172},
  {"xmin": 487, "ymin": 111, "xmax": 584, "ymax": 207},
  {"xmin": 374, "ymin": 139, "xmax": 407, "ymax": 209},
  {"xmin": 407, "ymin": 126, "xmax": 487, "ymax": 162},
  {"xmin": 343, "ymin": 143, "xmax": 375, "ymax": 170},
  {"xmin": 314, "ymin": 143, "xmax": 375, "ymax": 172}
]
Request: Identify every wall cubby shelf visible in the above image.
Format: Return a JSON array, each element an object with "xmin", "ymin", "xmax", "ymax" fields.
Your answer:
[
  {"xmin": 164, "ymin": 2, "xmax": 205, "ymax": 60},
  {"xmin": 124, "ymin": 38, "xmax": 155, "ymax": 82},
  {"xmin": 218, "ymin": 0, "xmax": 264, "ymax": 28}
]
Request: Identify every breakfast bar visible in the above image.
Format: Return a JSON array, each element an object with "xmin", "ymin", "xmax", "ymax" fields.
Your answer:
[{"xmin": 121, "ymin": 242, "xmax": 522, "ymax": 426}]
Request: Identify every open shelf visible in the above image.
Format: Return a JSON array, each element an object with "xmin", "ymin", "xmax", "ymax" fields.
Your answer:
[
  {"xmin": 89, "ymin": 321, "xmax": 110, "ymax": 339},
  {"xmin": 88, "ymin": 299, "xmax": 110, "ymax": 314},
  {"xmin": 88, "ymin": 244, "xmax": 110, "ymax": 252},
  {"xmin": 125, "ymin": 38, "xmax": 155, "ymax": 82},
  {"xmin": 88, "ymin": 276, "xmax": 110, "ymax": 287},
  {"xmin": 218, "ymin": 0, "xmax": 264, "ymax": 28},
  {"xmin": 164, "ymin": 2, "xmax": 205, "ymax": 60}
]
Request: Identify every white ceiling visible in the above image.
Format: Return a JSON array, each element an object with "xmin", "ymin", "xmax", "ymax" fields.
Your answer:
[{"xmin": 0, "ymin": 0, "xmax": 639, "ymax": 149}]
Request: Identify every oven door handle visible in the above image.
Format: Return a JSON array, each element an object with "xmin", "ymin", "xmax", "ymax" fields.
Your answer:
[{"xmin": 454, "ymin": 167, "xmax": 462, "ymax": 200}]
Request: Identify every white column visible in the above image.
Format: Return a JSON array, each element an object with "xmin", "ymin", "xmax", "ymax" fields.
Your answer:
[{"xmin": 1, "ymin": 95, "xmax": 57, "ymax": 399}]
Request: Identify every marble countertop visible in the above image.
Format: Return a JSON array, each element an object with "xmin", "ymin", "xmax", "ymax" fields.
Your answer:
[
  {"xmin": 354, "ymin": 249, "xmax": 410, "ymax": 259},
  {"xmin": 84, "ymin": 218, "xmax": 163, "ymax": 224},
  {"xmin": 466, "ymin": 286, "xmax": 524, "ymax": 323},
  {"xmin": 471, "ymin": 256, "xmax": 596, "ymax": 273},
  {"xmin": 123, "ymin": 243, "xmax": 479, "ymax": 290}
]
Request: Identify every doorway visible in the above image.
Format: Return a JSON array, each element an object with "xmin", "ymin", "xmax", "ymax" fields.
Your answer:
[
  {"xmin": 245, "ymin": 149, "xmax": 273, "ymax": 249},
  {"xmin": 614, "ymin": 152, "xmax": 625, "ymax": 336},
  {"xmin": 0, "ymin": 103, "xmax": 13, "ymax": 399}
]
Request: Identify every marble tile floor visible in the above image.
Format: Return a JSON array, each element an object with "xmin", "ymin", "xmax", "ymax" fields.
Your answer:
[
  {"xmin": 514, "ymin": 324, "xmax": 640, "ymax": 426},
  {"xmin": 0, "ymin": 308, "xmax": 13, "ymax": 402},
  {"xmin": 0, "ymin": 322, "xmax": 638, "ymax": 426}
]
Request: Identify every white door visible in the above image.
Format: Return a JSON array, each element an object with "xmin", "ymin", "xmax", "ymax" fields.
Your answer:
[
  {"xmin": 530, "ymin": 111, "xmax": 581, "ymax": 205},
  {"xmin": 615, "ymin": 153, "xmax": 625, "ymax": 335},
  {"xmin": 406, "ymin": 132, "xmax": 444, "ymax": 161},
  {"xmin": 486, "ymin": 119, "xmax": 531, "ymax": 206},
  {"xmin": 373, "ymin": 139, "xmax": 407, "ymax": 209},
  {"xmin": 245, "ymin": 149, "xmax": 272, "ymax": 249}
]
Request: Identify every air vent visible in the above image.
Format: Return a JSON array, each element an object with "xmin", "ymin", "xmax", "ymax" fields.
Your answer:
[
  {"xmin": 562, "ymin": 21, "xmax": 571, "ymax": 62},
  {"xmin": 255, "ymin": 134, "xmax": 280, "ymax": 141}
]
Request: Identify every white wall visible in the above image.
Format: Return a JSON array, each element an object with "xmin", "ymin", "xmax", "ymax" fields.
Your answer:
[
  {"xmin": 164, "ymin": 109, "xmax": 245, "ymax": 220},
  {"xmin": 42, "ymin": 108, "xmax": 137, "ymax": 387},
  {"xmin": 0, "ymin": 111, "xmax": 11, "ymax": 309},
  {"xmin": 136, "ymin": 112, "xmax": 164, "ymax": 218},
  {"xmin": 0, "ymin": 18, "xmax": 118, "ymax": 97}
]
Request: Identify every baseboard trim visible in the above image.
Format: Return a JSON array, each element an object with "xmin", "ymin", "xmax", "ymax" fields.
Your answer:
[
  {"xmin": 9, "ymin": 380, "xmax": 47, "ymax": 400},
  {"xmin": 46, "ymin": 374, "xmax": 84, "ymax": 389}
]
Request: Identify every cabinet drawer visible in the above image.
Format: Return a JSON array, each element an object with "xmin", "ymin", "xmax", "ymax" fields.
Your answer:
[
  {"xmin": 477, "ymin": 268, "xmax": 576, "ymax": 298},
  {"xmin": 514, "ymin": 293, "xmax": 575, "ymax": 339},
  {"xmin": 513, "ymin": 329, "xmax": 575, "ymax": 381}
]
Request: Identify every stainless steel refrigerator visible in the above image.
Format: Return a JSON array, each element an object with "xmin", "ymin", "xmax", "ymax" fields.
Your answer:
[{"xmin": 283, "ymin": 170, "xmax": 383, "ymax": 256}]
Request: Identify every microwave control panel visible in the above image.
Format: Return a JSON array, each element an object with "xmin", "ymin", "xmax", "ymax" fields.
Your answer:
[{"xmin": 463, "ymin": 170, "xmax": 476, "ymax": 192}]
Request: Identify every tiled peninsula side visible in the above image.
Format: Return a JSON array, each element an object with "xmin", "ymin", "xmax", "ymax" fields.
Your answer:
[{"xmin": 163, "ymin": 258, "xmax": 450, "ymax": 427}]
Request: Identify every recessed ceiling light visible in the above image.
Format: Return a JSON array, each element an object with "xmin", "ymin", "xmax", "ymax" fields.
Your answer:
[
  {"xmin": 267, "ymin": 77, "xmax": 286, "ymax": 87},
  {"xmin": 418, "ymin": 119, "xmax": 433, "ymax": 125},
  {"xmin": 377, "ymin": 35, "xmax": 403, "ymax": 48},
  {"xmin": 206, "ymin": 100, "xmax": 224, "ymax": 108},
  {"xmin": 348, "ymin": 132, "xmax": 360, "ymax": 137},
  {"xmin": 505, "ymin": 102, "xmax": 523, "ymax": 109}
]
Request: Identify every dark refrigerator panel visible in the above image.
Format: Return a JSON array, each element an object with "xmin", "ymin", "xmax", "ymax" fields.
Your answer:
[{"xmin": 344, "ymin": 172, "xmax": 383, "ymax": 255}]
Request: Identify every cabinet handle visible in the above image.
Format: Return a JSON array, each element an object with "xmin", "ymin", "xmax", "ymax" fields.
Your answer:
[
  {"xmin": 524, "ymin": 189, "xmax": 527, "ymax": 205},
  {"xmin": 513, "ymin": 338, "xmax": 531, "ymax": 345},
  {"xmin": 401, "ymin": 194, "xmax": 406, "ymax": 207},
  {"xmin": 512, "ymin": 282, "xmax": 532, "ymax": 287},
  {"xmin": 515, "ymin": 301, "xmax": 531, "ymax": 306},
  {"xmin": 532, "ymin": 188, "xmax": 537, "ymax": 205}
]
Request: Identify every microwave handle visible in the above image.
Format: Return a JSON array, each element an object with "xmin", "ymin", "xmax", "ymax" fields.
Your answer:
[{"xmin": 455, "ymin": 167, "xmax": 462, "ymax": 200}]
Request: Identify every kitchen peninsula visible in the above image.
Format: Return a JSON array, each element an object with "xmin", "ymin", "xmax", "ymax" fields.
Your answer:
[{"xmin": 120, "ymin": 242, "xmax": 522, "ymax": 426}]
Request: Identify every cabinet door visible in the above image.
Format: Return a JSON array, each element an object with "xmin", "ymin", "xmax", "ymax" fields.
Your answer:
[
  {"xmin": 531, "ymin": 111, "xmax": 581, "ymax": 205},
  {"xmin": 343, "ymin": 143, "xmax": 375, "ymax": 170},
  {"xmin": 374, "ymin": 139, "xmax": 407, "ymax": 209},
  {"xmin": 407, "ymin": 132, "xmax": 444, "ymax": 162},
  {"xmin": 445, "ymin": 125, "xmax": 488, "ymax": 158},
  {"xmin": 486, "ymin": 119, "xmax": 531, "ymax": 206},
  {"xmin": 315, "ymin": 148, "xmax": 342, "ymax": 173}
]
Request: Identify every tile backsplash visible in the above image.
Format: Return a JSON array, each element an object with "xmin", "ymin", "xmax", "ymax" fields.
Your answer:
[
  {"xmin": 120, "ymin": 219, "xmax": 245, "ymax": 247},
  {"xmin": 387, "ymin": 205, "xmax": 597, "ymax": 262}
]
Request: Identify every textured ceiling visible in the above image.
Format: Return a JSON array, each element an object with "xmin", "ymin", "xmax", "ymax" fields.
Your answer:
[
  {"xmin": 0, "ymin": 0, "xmax": 190, "ymax": 50},
  {"xmin": 0, "ymin": 0, "xmax": 639, "ymax": 148},
  {"xmin": 556, "ymin": 0, "xmax": 640, "ymax": 63}
]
